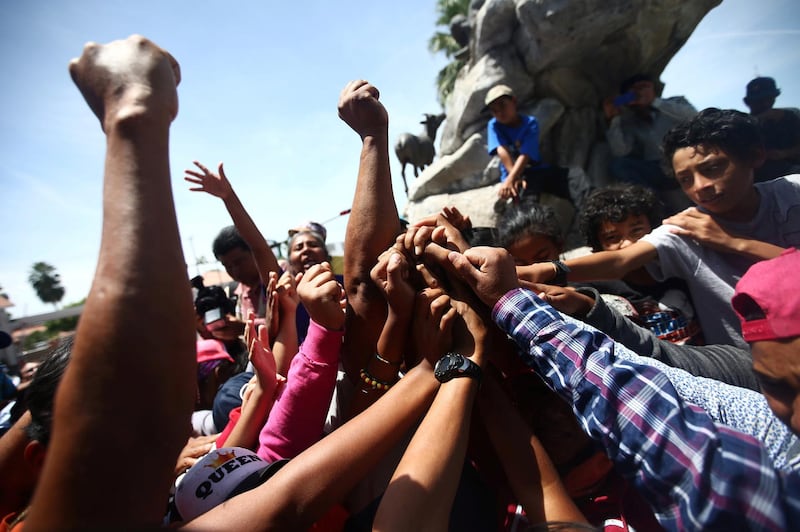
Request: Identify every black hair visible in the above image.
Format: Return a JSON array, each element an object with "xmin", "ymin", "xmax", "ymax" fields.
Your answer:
[
  {"xmin": 661, "ymin": 108, "xmax": 764, "ymax": 174},
  {"xmin": 619, "ymin": 73, "xmax": 652, "ymax": 94},
  {"xmin": 25, "ymin": 336, "xmax": 73, "ymax": 446},
  {"xmin": 496, "ymin": 200, "xmax": 563, "ymax": 250},
  {"xmin": 212, "ymin": 225, "xmax": 250, "ymax": 260},
  {"xmin": 462, "ymin": 227, "xmax": 500, "ymax": 247},
  {"xmin": 579, "ymin": 185, "xmax": 662, "ymax": 251}
]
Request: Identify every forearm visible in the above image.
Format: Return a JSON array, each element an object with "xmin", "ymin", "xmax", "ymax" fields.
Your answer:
[
  {"xmin": 374, "ymin": 378, "xmax": 478, "ymax": 531},
  {"xmin": 257, "ymin": 321, "xmax": 342, "ymax": 461},
  {"xmin": 726, "ymin": 237, "xmax": 786, "ymax": 261},
  {"xmin": 34, "ymin": 119, "xmax": 196, "ymax": 525},
  {"xmin": 186, "ymin": 363, "xmax": 440, "ymax": 530},
  {"xmin": 350, "ymin": 311, "xmax": 406, "ymax": 415},
  {"xmin": 222, "ymin": 386, "xmax": 274, "ymax": 451},
  {"xmin": 343, "ymin": 133, "xmax": 399, "ymax": 379},
  {"xmin": 478, "ymin": 377, "xmax": 586, "ymax": 525},
  {"xmin": 493, "ymin": 288, "xmax": 793, "ymax": 529},
  {"xmin": 222, "ymin": 191, "xmax": 281, "ymax": 282},
  {"xmin": 505, "ymin": 153, "xmax": 531, "ymax": 183},
  {"xmin": 273, "ymin": 306, "xmax": 299, "ymax": 376}
]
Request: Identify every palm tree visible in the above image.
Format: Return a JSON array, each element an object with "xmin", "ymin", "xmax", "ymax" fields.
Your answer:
[
  {"xmin": 429, "ymin": 0, "xmax": 471, "ymax": 105},
  {"xmin": 28, "ymin": 262, "xmax": 65, "ymax": 310}
]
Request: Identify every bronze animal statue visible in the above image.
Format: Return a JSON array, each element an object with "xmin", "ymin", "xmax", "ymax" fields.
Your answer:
[{"xmin": 394, "ymin": 113, "xmax": 446, "ymax": 196}]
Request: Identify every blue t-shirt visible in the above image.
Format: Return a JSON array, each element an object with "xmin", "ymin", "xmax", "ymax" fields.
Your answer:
[{"xmin": 487, "ymin": 114, "xmax": 541, "ymax": 181}]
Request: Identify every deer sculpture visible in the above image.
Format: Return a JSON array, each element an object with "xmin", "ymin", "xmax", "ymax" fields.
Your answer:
[{"xmin": 394, "ymin": 113, "xmax": 446, "ymax": 196}]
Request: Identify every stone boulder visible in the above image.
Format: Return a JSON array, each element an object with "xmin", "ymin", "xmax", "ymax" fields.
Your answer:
[{"xmin": 404, "ymin": 0, "xmax": 721, "ymax": 228}]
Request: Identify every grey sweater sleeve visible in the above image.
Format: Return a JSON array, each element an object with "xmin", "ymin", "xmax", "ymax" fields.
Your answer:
[{"xmin": 577, "ymin": 286, "xmax": 760, "ymax": 391}]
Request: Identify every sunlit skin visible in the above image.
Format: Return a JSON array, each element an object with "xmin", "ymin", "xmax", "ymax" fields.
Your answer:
[
  {"xmin": 219, "ymin": 247, "xmax": 260, "ymax": 286},
  {"xmin": 288, "ymin": 233, "xmax": 328, "ymax": 274},
  {"xmin": 671, "ymin": 144, "xmax": 761, "ymax": 223},
  {"xmin": 597, "ymin": 214, "xmax": 652, "ymax": 252},
  {"xmin": 488, "ymin": 96, "xmax": 522, "ymax": 128},
  {"xmin": 751, "ymin": 337, "xmax": 800, "ymax": 436},
  {"xmin": 507, "ymin": 233, "xmax": 561, "ymax": 266}
]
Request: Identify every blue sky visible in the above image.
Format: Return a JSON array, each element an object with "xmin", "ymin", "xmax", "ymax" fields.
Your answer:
[{"xmin": 1, "ymin": 0, "xmax": 798, "ymax": 317}]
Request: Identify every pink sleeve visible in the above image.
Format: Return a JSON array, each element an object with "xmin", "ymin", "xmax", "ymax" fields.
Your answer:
[{"xmin": 257, "ymin": 319, "xmax": 342, "ymax": 461}]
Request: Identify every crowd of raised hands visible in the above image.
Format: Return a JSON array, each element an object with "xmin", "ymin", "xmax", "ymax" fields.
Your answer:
[
  {"xmin": 0, "ymin": 34, "xmax": 594, "ymax": 532},
  {"xmin": 6, "ymin": 33, "xmax": 799, "ymax": 532}
]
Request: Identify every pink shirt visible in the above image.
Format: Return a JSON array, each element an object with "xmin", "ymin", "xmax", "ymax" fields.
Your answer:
[{"xmin": 257, "ymin": 320, "xmax": 342, "ymax": 461}]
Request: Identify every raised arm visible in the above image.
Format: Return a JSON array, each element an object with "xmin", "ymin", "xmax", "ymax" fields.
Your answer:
[
  {"xmin": 374, "ymin": 294, "xmax": 485, "ymax": 531},
  {"xmin": 185, "ymin": 161, "xmax": 281, "ymax": 284},
  {"xmin": 338, "ymin": 80, "xmax": 401, "ymax": 382},
  {"xmin": 28, "ymin": 35, "xmax": 195, "ymax": 529}
]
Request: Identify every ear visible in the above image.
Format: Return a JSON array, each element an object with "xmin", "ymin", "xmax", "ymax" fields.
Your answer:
[{"xmin": 24, "ymin": 440, "xmax": 47, "ymax": 475}]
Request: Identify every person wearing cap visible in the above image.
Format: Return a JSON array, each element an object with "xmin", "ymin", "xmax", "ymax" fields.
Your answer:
[
  {"xmin": 603, "ymin": 74, "xmax": 697, "ymax": 208},
  {"xmin": 486, "ymin": 84, "xmax": 573, "ymax": 207},
  {"xmin": 446, "ymin": 245, "xmax": 800, "ymax": 530},
  {"xmin": 742, "ymin": 76, "xmax": 800, "ymax": 182},
  {"xmin": 732, "ymin": 247, "xmax": 800, "ymax": 435}
]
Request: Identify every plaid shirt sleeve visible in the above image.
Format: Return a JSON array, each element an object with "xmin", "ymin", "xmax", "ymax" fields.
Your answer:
[{"xmin": 492, "ymin": 288, "xmax": 800, "ymax": 531}]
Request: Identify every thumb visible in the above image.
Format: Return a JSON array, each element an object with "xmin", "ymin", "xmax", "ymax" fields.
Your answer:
[
  {"xmin": 447, "ymin": 251, "xmax": 480, "ymax": 288},
  {"xmin": 386, "ymin": 253, "xmax": 405, "ymax": 287}
]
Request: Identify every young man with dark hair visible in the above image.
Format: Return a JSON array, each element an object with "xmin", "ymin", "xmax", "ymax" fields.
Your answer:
[{"xmin": 524, "ymin": 108, "xmax": 800, "ymax": 348}]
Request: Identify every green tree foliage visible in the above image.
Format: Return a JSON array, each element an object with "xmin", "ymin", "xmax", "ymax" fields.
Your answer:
[
  {"xmin": 429, "ymin": 0, "xmax": 470, "ymax": 105},
  {"xmin": 28, "ymin": 262, "xmax": 65, "ymax": 309},
  {"xmin": 45, "ymin": 299, "xmax": 85, "ymax": 335}
]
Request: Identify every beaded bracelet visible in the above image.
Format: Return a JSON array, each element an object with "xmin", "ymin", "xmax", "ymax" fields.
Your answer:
[
  {"xmin": 373, "ymin": 352, "xmax": 402, "ymax": 366},
  {"xmin": 359, "ymin": 368, "xmax": 394, "ymax": 391}
]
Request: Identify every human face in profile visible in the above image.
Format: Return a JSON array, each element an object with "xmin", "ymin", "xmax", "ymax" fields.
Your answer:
[
  {"xmin": 597, "ymin": 214, "xmax": 652, "ymax": 251},
  {"xmin": 671, "ymin": 144, "xmax": 760, "ymax": 222},
  {"xmin": 289, "ymin": 232, "xmax": 328, "ymax": 274},
  {"xmin": 751, "ymin": 337, "xmax": 800, "ymax": 436}
]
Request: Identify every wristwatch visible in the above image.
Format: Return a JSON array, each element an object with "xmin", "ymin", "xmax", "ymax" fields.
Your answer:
[
  {"xmin": 433, "ymin": 352, "xmax": 482, "ymax": 383},
  {"xmin": 550, "ymin": 260, "xmax": 571, "ymax": 286}
]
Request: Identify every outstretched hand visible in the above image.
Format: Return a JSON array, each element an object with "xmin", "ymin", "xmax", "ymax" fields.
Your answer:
[
  {"xmin": 184, "ymin": 161, "xmax": 233, "ymax": 200},
  {"xmin": 69, "ymin": 35, "xmax": 180, "ymax": 132},
  {"xmin": 338, "ymin": 80, "xmax": 389, "ymax": 139},
  {"xmin": 448, "ymin": 247, "xmax": 519, "ymax": 307}
]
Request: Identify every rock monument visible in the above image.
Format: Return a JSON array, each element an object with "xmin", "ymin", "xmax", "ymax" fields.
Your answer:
[{"xmin": 405, "ymin": 0, "xmax": 721, "ymax": 230}]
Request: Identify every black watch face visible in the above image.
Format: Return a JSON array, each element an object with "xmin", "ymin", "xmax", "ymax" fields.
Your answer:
[{"xmin": 434, "ymin": 353, "xmax": 463, "ymax": 382}]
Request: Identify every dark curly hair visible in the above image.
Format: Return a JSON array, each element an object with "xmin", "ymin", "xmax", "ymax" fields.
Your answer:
[
  {"xmin": 212, "ymin": 225, "xmax": 250, "ymax": 260},
  {"xmin": 579, "ymin": 185, "xmax": 662, "ymax": 251},
  {"xmin": 496, "ymin": 200, "xmax": 563, "ymax": 250},
  {"xmin": 661, "ymin": 108, "xmax": 764, "ymax": 175}
]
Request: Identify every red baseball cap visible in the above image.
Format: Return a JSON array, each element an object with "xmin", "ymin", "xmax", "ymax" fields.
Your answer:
[{"xmin": 732, "ymin": 248, "xmax": 800, "ymax": 342}]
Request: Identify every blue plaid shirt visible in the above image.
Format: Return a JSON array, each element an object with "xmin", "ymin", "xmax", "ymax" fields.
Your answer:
[{"xmin": 493, "ymin": 288, "xmax": 800, "ymax": 531}]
